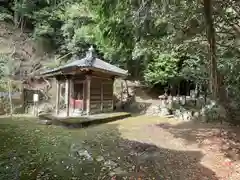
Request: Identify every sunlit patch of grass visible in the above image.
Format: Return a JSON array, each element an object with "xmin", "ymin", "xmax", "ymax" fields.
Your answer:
[{"xmin": 111, "ymin": 115, "xmax": 178, "ymax": 127}]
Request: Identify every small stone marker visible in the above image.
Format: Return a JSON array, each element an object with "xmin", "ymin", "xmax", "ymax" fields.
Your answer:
[
  {"xmin": 33, "ymin": 93, "xmax": 39, "ymax": 102},
  {"xmin": 33, "ymin": 93, "xmax": 39, "ymax": 116}
]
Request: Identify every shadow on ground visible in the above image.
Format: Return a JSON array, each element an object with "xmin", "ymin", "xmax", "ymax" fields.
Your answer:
[
  {"xmin": 156, "ymin": 120, "xmax": 240, "ymax": 161},
  {"xmin": 0, "ymin": 116, "xmax": 218, "ymax": 180}
]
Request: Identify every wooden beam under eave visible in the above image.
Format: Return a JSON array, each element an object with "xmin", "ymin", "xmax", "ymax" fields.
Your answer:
[
  {"xmin": 74, "ymin": 68, "xmax": 90, "ymax": 73},
  {"xmin": 87, "ymin": 67, "xmax": 127, "ymax": 78}
]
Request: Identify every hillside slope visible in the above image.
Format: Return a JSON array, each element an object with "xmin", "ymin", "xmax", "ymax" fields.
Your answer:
[
  {"xmin": 0, "ymin": 22, "xmax": 55, "ymax": 77},
  {"xmin": 0, "ymin": 23, "xmax": 33, "ymax": 58}
]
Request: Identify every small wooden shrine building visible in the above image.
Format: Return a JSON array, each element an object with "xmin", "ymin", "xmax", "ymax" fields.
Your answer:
[{"xmin": 41, "ymin": 46, "xmax": 128, "ymax": 117}]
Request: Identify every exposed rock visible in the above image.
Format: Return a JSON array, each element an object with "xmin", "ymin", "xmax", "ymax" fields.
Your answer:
[
  {"xmin": 181, "ymin": 111, "xmax": 193, "ymax": 121},
  {"xmin": 145, "ymin": 104, "xmax": 161, "ymax": 116},
  {"xmin": 160, "ymin": 107, "xmax": 171, "ymax": 116},
  {"xmin": 173, "ymin": 107, "xmax": 194, "ymax": 121},
  {"xmin": 173, "ymin": 109, "xmax": 182, "ymax": 118},
  {"xmin": 193, "ymin": 111, "xmax": 200, "ymax": 118}
]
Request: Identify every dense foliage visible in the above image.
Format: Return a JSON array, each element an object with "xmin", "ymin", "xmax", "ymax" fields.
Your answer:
[{"xmin": 1, "ymin": 1, "xmax": 240, "ymax": 112}]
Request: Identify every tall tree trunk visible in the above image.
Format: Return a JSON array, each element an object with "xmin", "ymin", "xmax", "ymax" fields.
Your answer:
[
  {"xmin": 14, "ymin": 13, "xmax": 19, "ymax": 28},
  {"xmin": 203, "ymin": 0, "xmax": 219, "ymax": 100},
  {"xmin": 20, "ymin": 17, "xmax": 25, "ymax": 33},
  {"xmin": 203, "ymin": 0, "xmax": 237, "ymax": 123},
  {"xmin": 14, "ymin": 0, "xmax": 20, "ymax": 28}
]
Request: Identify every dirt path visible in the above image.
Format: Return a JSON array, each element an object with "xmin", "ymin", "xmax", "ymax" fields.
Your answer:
[
  {"xmin": 1, "ymin": 115, "xmax": 240, "ymax": 179},
  {"xmin": 113, "ymin": 116, "xmax": 240, "ymax": 180}
]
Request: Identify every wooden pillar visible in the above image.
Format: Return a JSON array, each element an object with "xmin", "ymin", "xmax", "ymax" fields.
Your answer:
[
  {"xmin": 70, "ymin": 79, "xmax": 74, "ymax": 113},
  {"xmin": 86, "ymin": 75, "xmax": 91, "ymax": 115},
  {"xmin": 111, "ymin": 78, "xmax": 114, "ymax": 111},
  {"xmin": 121, "ymin": 81, "xmax": 123, "ymax": 108},
  {"xmin": 100, "ymin": 82, "xmax": 103, "ymax": 112},
  {"xmin": 65, "ymin": 77, "xmax": 71, "ymax": 117},
  {"xmin": 55, "ymin": 79, "xmax": 60, "ymax": 115},
  {"xmin": 65, "ymin": 80, "xmax": 68, "ymax": 105},
  {"xmin": 83, "ymin": 81, "xmax": 85, "ymax": 111}
]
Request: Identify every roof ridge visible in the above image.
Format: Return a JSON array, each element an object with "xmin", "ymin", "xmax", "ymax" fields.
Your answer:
[{"xmin": 41, "ymin": 47, "xmax": 128, "ymax": 77}]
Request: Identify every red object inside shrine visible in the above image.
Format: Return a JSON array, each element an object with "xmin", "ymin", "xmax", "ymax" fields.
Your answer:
[{"xmin": 70, "ymin": 98, "xmax": 83, "ymax": 109}]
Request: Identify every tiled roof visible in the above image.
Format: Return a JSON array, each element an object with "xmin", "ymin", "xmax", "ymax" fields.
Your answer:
[{"xmin": 41, "ymin": 46, "xmax": 128, "ymax": 77}]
